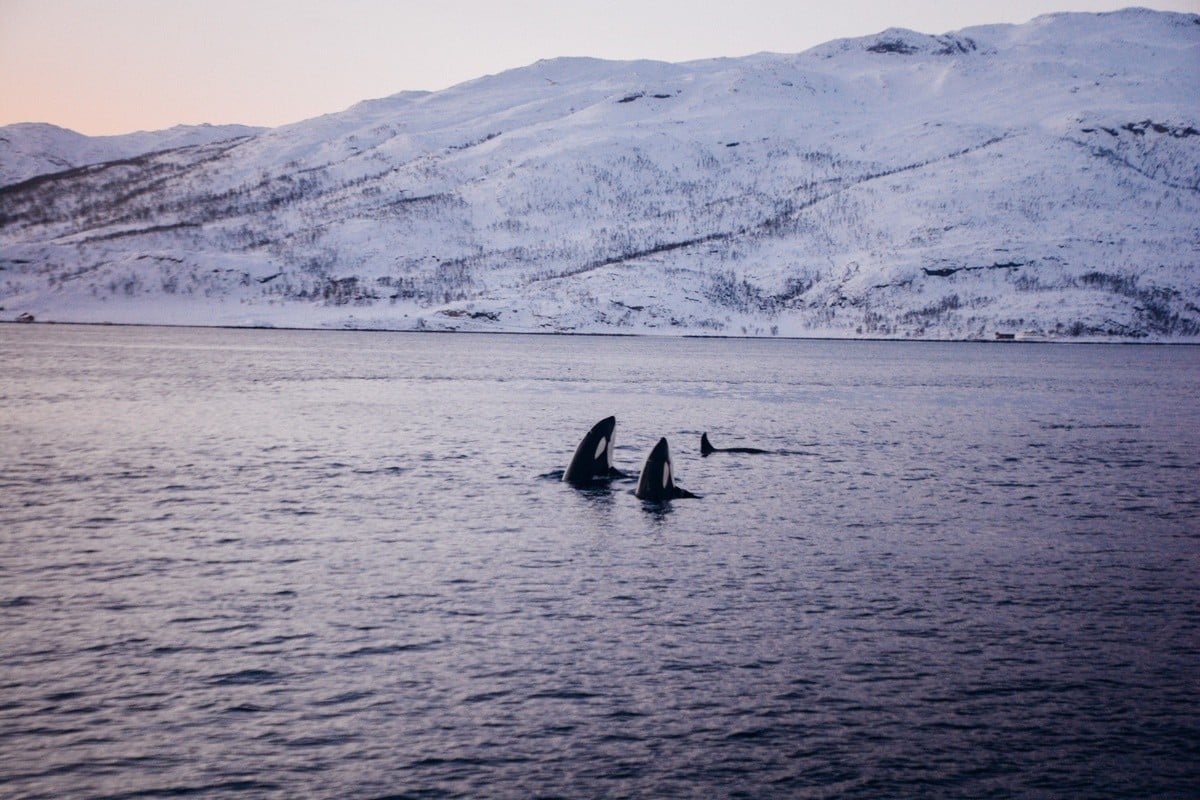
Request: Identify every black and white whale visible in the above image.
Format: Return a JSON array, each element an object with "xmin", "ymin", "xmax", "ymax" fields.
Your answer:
[
  {"xmin": 701, "ymin": 432, "xmax": 771, "ymax": 456},
  {"xmin": 562, "ymin": 416, "xmax": 625, "ymax": 485},
  {"xmin": 635, "ymin": 437, "xmax": 698, "ymax": 501}
]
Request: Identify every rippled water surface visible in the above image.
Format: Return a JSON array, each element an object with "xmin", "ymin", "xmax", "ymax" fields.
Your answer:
[{"xmin": 2, "ymin": 325, "xmax": 1198, "ymax": 799}]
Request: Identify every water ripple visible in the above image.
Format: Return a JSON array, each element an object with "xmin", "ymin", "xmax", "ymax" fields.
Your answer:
[{"xmin": 2, "ymin": 327, "xmax": 1198, "ymax": 799}]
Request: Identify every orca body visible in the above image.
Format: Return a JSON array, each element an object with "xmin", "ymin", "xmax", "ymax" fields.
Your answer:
[
  {"xmin": 563, "ymin": 416, "xmax": 624, "ymax": 485},
  {"xmin": 635, "ymin": 437, "xmax": 698, "ymax": 501},
  {"xmin": 701, "ymin": 432, "xmax": 771, "ymax": 456}
]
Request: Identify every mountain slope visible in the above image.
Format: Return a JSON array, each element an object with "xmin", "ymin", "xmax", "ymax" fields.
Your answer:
[
  {"xmin": 2, "ymin": 9, "xmax": 1198, "ymax": 339},
  {"xmin": 0, "ymin": 122, "xmax": 266, "ymax": 188}
]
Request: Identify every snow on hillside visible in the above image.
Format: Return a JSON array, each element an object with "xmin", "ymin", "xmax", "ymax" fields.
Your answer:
[
  {"xmin": 0, "ymin": 123, "xmax": 266, "ymax": 189},
  {"xmin": 1, "ymin": 9, "xmax": 1197, "ymax": 339}
]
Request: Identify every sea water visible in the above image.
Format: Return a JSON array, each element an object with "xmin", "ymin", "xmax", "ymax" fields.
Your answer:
[{"xmin": 2, "ymin": 324, "xmax": 1198, "ymax": 798}]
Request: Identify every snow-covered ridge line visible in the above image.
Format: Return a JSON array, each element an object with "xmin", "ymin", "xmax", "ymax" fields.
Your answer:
[
  {"xmin": 1, "ymin": 9, "xmax": 1198, "ymax": 340},
  {"xmin": 0, "ymin": 123, "xmax": 267, "ymax": 189}
]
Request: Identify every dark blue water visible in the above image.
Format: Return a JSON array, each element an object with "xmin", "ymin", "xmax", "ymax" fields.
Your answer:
[{"xmin": 2, "ymin": 325, "xmax": 1198, "ymax": 799}]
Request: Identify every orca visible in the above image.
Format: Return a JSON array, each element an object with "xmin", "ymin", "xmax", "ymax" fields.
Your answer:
[
  {"xmin": 562, "ymin": 416, "xmax": 624, "ymax": 485},
  {"xmin": 701, "ymin": 432, "xmax": 771, "ymax": 456},
  {"xmin": 635, "ymin": 437, "xmax": 698, "ymax": 501}
]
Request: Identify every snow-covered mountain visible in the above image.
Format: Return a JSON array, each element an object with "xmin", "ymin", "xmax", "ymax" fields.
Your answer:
[
  {"xmin": 2, "ymin": 9, "xmax": 1198, "ymax": 339},
  {"xmin": 0, "ymin": 122, "xmax": 265, "ymax": 188}
]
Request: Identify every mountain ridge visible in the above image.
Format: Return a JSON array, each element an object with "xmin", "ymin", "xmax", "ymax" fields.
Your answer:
[
  {"xmin": 0, "ymin": 122, "xmax": 267, "ymax": 188},
  {"xmin": 2, "ymin": 9, "xmax": 1197, "ymax": 339}
]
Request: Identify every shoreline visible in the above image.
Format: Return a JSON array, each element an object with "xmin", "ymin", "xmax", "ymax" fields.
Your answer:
[{"xmin": 4, "ymin": 317, "xmax": 1199, "ymax": 346}]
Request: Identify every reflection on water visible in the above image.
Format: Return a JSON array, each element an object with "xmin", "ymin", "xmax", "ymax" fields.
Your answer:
[{"xmin": 1, "ymin": 325, "xmax": 1198, "ymax": 799}]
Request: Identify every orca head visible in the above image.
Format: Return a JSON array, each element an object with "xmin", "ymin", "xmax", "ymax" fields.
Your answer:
[
  {"xmin": 563, "ymin": 416, "xmax": 617, "ymax": 485},
  {"xmin": 635, "ymin": 437, "xmax": 676, "ymax": 501}
]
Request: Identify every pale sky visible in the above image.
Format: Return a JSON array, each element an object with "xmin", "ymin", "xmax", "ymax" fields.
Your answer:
[{"xmin": 2, "ymin": 0, "xmax": 1196, "ymax": 136}]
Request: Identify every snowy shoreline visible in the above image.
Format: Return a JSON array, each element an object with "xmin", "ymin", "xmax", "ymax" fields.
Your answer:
[{"xmin": 6, "ymin": 317, "xmax": 1198, "ymax": 346}]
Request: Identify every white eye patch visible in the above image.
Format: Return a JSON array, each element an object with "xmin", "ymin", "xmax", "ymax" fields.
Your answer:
[
  {"xmin": 594, "ymin": 436, "xmax": 608, "ymax": 461},
  {"xmin": 662, "ymin": 461, "xmax": 671, "ymax": 488}
]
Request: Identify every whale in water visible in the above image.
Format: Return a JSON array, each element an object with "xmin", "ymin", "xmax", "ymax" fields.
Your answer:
[
  {"xmin": 563, "ymin": 416, "xmax": 624, "ymax": 485},
  {"xmin": 635, "ymin": 437, "xmax": 698, "ymax": 501},
  {"xmin": 701, "ymin": 432, "xmax": 771, "ymax": 456}
]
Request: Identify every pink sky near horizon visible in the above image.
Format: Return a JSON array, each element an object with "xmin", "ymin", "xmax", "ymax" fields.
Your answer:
[{"xmin": 2, "ymin": 0, "xmax": 1197, "ymax": 136}]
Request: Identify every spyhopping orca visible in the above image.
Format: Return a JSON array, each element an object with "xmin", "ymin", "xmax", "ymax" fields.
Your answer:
[
  {"xmin": 563, "ymin": 416, "xmax": 625, "ymax": 485},
  {"xmin": 701, "ymin": 432, "xmax": 770, "ymax": 456},
  {"xmin": 635, "ymin": 437, "xmax": 698, "ymax": 501}
]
